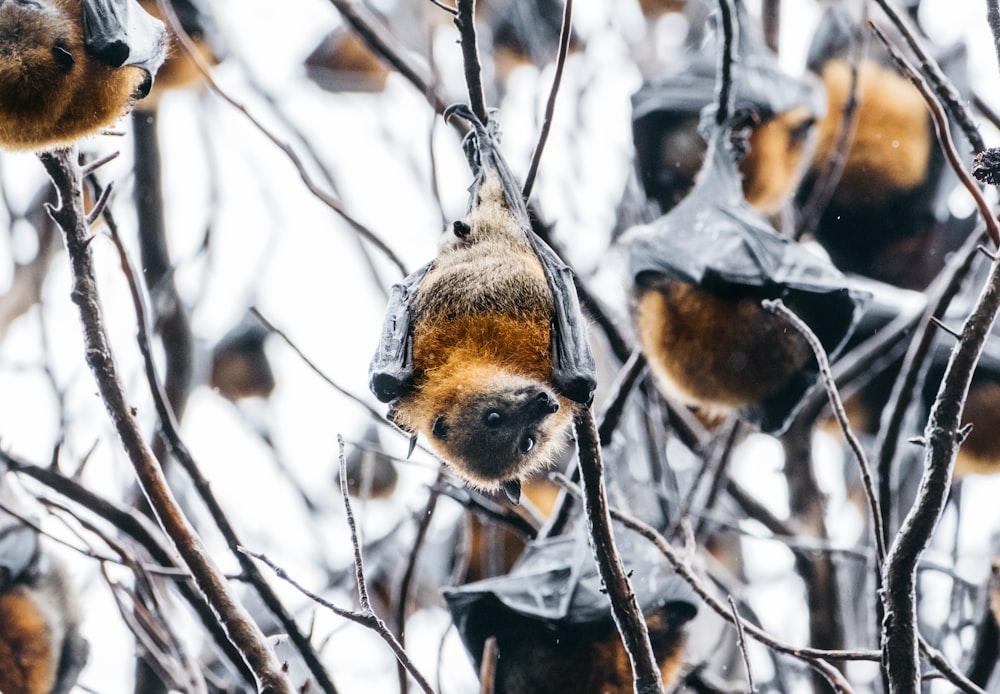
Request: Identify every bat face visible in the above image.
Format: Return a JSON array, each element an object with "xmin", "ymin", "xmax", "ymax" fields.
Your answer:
[
  {"xmin": 392, "ymin": 179, "xmax": 575, "ymax": 491},
  {"xmin": 740, "ymin": 105, "xmax": 820, "ymax": 215},
  {"xmin": 370, "ymin": 109, "xmax": 595, "ymax": 494}
]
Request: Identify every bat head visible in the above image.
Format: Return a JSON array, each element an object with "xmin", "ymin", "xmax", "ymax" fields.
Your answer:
[
  {"xmin": 423, "ymin": 375, "xmax": 567, "ymax": 492},
  {"xmin": 0, "ymin": 0, "xmax": 80, "ymax": 113}
]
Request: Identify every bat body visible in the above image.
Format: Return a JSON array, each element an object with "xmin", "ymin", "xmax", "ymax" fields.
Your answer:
[
  {"xmin": 0, "ymin": 483, "xmax": 87, "ymax": 694},
  {"xmin": 444, "ymin": 524, "xmax": 697, "ymax": 693},
  {"xmin": 630, "ymin": 22, "xmax": 824, "ymax": 217},
  {"xmin": 0, "ymin": 0, "xmax": 165, "ymax": 151},
  {"xmin": 623, "ymin": 131, "xmax": 868, "ymax": 433},
  {"xmin": 800, "ymin": 4, "xmax": 970, "ymax": 289},
  {"xmin": 370, "ymin": 106, "xmax": 595, "ymax": 496}
]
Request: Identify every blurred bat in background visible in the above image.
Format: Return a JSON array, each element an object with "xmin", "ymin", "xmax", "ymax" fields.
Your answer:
[{"xmin": 0, "ymin": 469, "xmax": 87, "ymax": 694}]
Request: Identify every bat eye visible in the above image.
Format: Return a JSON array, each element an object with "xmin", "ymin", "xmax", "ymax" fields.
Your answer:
[
  {"xmin": 431, "ymin": 416, "xmax": 449, "ymax": 440},
  {"xmin": 519, "ymin": 436, "xmax": 535, "ymax": 454},
  {"xmin": 452, "ymin": 221, "xmax": 471, "ymax": 238},
  {"xmin": 52, "ymin": 41, "xmax": 74, "ymax": 72},
  {"xmin": 484, "ymin": 410, "xmax": 503, "ymax": 428}
]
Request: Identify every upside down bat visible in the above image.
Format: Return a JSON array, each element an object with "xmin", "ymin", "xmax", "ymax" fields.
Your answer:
[
  {"xmin": 0, "ymin": 0, "xmax": 166, "ymax": 151},
  {"xmin": 369, "ymin": 105, "xmax": 596, "ymax": 502}
]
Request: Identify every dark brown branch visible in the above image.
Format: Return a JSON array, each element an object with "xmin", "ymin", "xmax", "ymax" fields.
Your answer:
[
  {"xmin": 454, "ymin": 0, "xmax": 489, "ymax": 125},
  {"xmin": 573, "ymin": 406, "xmax": 663, "ymax": 694},
  {"xmin": 522, "ymin": 0, "xmax": 574, "ymax": 200},
  {"xmin": 714, "ymin": 0, "xmax": 737, "ymax": 127},
  {"xmin": 762, "ymin": 0, "xmax": 780, "ymax": 53},
  {"xmin": 879, "ymin": 202, "xmax": 1000, "ymax": 693},
  {"xmin": 0, "ymin": 450, "xmax": 256, "ymax": 687},
  {"xmin": 38, "ymin": 148, "xmax": 294, "ymax": 694},
  {"xmin": 552, "ymin": 475, "xmax": 876, "ymax": 685},
  {"xmin": 99, "ymin": 201, "xmax": 340, "ymax": 694},
  {"xmin": 874, "ymin": 224, "xmax": 986, "ymax": 545},
  {"xmin": 478, "ymin": 637, "xmax": 498, "ymax": 694}
]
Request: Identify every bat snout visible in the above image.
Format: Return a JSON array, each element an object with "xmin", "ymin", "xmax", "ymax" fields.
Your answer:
[{"xmin": 513, "ymin": 386, "xmax": 559, "ymax": 418}]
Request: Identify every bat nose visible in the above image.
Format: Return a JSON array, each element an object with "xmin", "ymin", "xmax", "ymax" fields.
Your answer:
[{"xmin": 536, "ymin": 390, "xmax": 559, "ymax": 414}]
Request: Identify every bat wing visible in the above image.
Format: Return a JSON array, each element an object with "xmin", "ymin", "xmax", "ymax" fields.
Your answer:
[
  {"xmin": 446, "ymin": 104, "xmax": 597, "ymax": 405},
  {"xmin": 443, "ymin": 520, "xmax": 697, "ymax": 670},
  {"xmin": 82, "ymin": 0, "xmax": 167, "ymax": 96},
  {"xmin": 0, "ymin": 522, "xmax": 39, "ymax": 590},
  {"xmin": 369, "ymin": 262, "xmax": 433, "ymax": 403}
]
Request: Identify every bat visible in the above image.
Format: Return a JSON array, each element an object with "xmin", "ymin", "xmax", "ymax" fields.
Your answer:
[
  {"xmin": 0, "ymin": 0, "xmax": 166, "ymax": 151},
  {"xmin": 210, "ymin": 318, "xmax": 276, "ymax": 402},
  {"xmin": 369, "ymin": 104, "xmax": 596, "ymax": 501},
  {"xmin": 799, "ymin": 2, "xmax": 972, "ymax": 290},
  {"xmin": 137, "ymin": 0, "xmax": 225, "ymax": 99},
  {"xmin": 443, "ymin": 521, "xmax": 698, "ymax": 693},
  {"xmin": 0, "ymin": 478, "xmax": 87, "ymax": 694},
  {"xmin": 630, "ymin": 17, "xmax": 825, "ymax": 218},
  {"xmin": 304, "ymin": 27, "xmax": 390, "ymax": 94},
  {"xmin": 622, "ymin": 128, "xmax": 870, "ymax": 434}
]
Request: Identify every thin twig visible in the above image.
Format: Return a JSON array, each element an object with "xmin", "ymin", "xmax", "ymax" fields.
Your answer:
[
  {"xmin": 761, "ymin": 299, "xmax": 886, "ymax": 567},
  {"xmin": 728, "ymin": 595, "xmax": 758, "ymax": 693},
  {"xmin": 396, "ymin": 467, "xmax": 446, "ymax": 693},
  {"xmin": 573, "ymin": 406, "xmax": 664, "ymax": 694},
  {"xmin": 522, "ymin": 0, "xmax": 574, "ymax": 200},
  {"xmin": 38, "ymin": 148, "xmax": 294, "ymax": 694}
]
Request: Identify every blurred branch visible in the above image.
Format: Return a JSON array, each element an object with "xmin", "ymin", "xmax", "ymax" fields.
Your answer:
[
  {"xmin": 38, "ymin": 147, "xmax": 294, "ymax": 694},
  {"xmin": 522, "ymin": 0, "xmax": 574, "ymax": 200}
]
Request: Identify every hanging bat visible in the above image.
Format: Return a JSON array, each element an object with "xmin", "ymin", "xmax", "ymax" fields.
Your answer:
[
  {"xmin": 630, "ymin": 12, "xmax": 825, "ymax": 218},
  {"xmin": 799, "ymin": 2, "xmax": 972, "ymax": 290},
  {"xmin": 443, "ymin": 521, "xmax": 698, "ymax": 693},
  {"xmin": 622, "ymin": 128, "xmax": 869, "ymax": 433},
  {"xmin": 0, "ymin": 0, "xmax": 166, "ymax": 151},
  {"xmin": 137, "ymin": 0, "xmax": 224, "ymax": 100},
  {"xmin": 0, "ymin": 480, "xmax": 88, "ymax": 694},
  {"xmin": 369, "ymin": 104, "xmax": 596, "ymax": 502}
]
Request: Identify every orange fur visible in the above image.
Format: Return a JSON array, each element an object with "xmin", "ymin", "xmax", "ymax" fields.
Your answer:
[
  {"xmin": 741, "ymin": 106, "xmax": 818, "ymax": 215},
  {"xmin": 634, "ymin": 281, "xmax": 809, "ymax": 419},
  {"xmin": 0, "ymin": 0, "xmax": 148, "ymax": 151},
  {"xmin": 0, "ymin": 590, "xmax": 56, "ymax": 694},
  {"xmin": 812, "ymin": 59, "xmax": 931, "ymax": 205}
]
